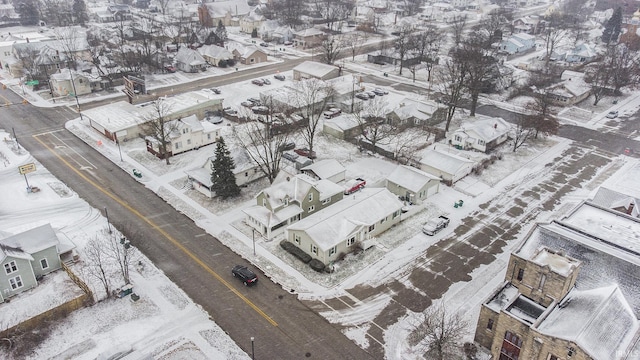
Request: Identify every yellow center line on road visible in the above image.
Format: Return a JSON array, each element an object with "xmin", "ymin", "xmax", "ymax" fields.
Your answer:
[{"xmin": 33, "ymin": 133, "xmax": 278, "ymax": 327}]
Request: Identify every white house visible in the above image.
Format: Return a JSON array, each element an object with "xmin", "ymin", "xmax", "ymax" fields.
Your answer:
[
  {"xmin": 187, "ymin": 146, "xmax": 264, "ymax": 198},
  {"xmin": 49, "ymin": 69, "xmax": 92, "ymax": 97},
  {"xmin": 564, "ymin": 43, "xmax": 597, "ymax": 63},
  {"xmin": 300, "ymin": 159, "xmax": 346, "ymax": 183},
  {"xmin": 286, "ymin": 188, "xmax": 404, "ymax": 265},
  {"xmin": 385, "ymin": 165, "xmax": 440, "ymax": 204},
  {"xmin": 198, "ymin": 44, "xmax": 233, "ymax": 67},
  {"xmin": 545, "ymin": 70, "xmax": 591, "ymax": 105},
  {"xmin": 450, "ymin": 117, "xmax": 511, "ymax": 153},
  {"xmin": 175, "ymin": 47, "xmax": 207, "ymax": 73},
  {"xmin": 145, "ymin": 115, "xmax": 222, "ymax": 158},
  {"xmin": 499, "ymin": 33, "xmax": 536, "ymax": 55},
  {"xmin": 419, "ymin": 149, "xmax": 475, "ymax": 184}
]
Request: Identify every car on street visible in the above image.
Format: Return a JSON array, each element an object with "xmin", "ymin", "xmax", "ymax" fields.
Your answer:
[
  {"xmin": 422, "ymin": 216, "xmax": 450, "ymax": 236},
  {"xmin": 262, "ymin": 78, "xmax": 271, "ymax": 85},
  {"xmin": 210, "ymin": 88, "xmax": 221, "ymax": 94},
  {"xmin": 232, "ymin": 265, "xmax": 258, "ymax": 286},
  {"xmin": 355, "ymin": 92, "xmax": 369, "ymax": 100},
  {"xmin": 282, "ymin": 152, "xmax": 299, "ymax": 162},
  {"xmin": 294, "ymin": 148, "xmax": 317, "ymax": 159},
  {"xmin": 373, "ymin": 88, "xmax": 388, "ymax": 96},
  {"xmin": 252, "ymin": 79, "xmax": 264, "ymax": 86},
  {"xmin": 606, "ymin": 111, "xmax": 619, "ymax": 119},
  {"xmin": 274, "ymin": 74, "xmax": 285, "ymax": 81},
  {"xmin": 260, "ymin": 42, "xmax": 269, "ymax": 47},
  {"xmin": 283, "ymin": 40, "xmax": 293, "ymax": 46}
]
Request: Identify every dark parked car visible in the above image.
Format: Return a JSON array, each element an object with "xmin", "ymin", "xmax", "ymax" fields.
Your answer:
[
  {"xmin": 294, "ymin": 148, "xmax": 317, "ymax": 159},
  {"xmin": 279, "ymin": 142, "xmax": 296, "ymax": 151},
  {"xmin": 247, "ymin": 97, "xmax": 261, "ymax": 105},
  {"xmin": 252, "ymin": 105, "xmax": 270, "ymax": 115},
  {"xmin": 232, "ymin": 265, "xmax": 258, "ymax": 286},
  {"xmin": 355, "ymin": 92, "xmax": 369, "ymax": 100},
  {"xmin": 274, "ymin": 74, "xmax": 285, "ymax": 81},
  {"xmin": 164, "ymin": 65, "xmax": 177, "ymax": 73},
  {"xmin": 260, "ymin": 42, "xmax": 269, "ymax": 47},
  {"xmin": 252, "ymin": 79, "xmax": 264, "ymax": 86},
  {"xmin": 372, "ymin": 88, "xmax": 388, "ymax": 96},
  {"xmin": 210, "ymin": 88, "xmax": 221, "ymax": 94}
]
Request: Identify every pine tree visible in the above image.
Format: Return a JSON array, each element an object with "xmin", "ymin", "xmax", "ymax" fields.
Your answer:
[
  {"xmin": 72, "ymin": 0, "xmax": 89, "ymax": 26},
  {"xmin": 211, "ymin": 138, "xmax": 240, "ymax": 199},
  {"xmin": 215, "ymin": 20, "xmax": 228, "ymax": 43},
  {"xmin": 602, "ymin": 7, "xmax": 622, "ymax": 44},
  {"xmin": 17, "ymin": 0, "xmax": 39, "ymax": 26}
]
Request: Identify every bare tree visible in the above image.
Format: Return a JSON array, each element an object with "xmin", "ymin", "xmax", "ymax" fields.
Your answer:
[
  {"xmin": 450, "ymin": 15, "xmax": 467, "ymax": 47},
  {"xmin": 511, "ymin": 113, "xmax": 535, "ymax": 152},
  {"xmin": 291, "ymin": 78, "xmax": 335, "ymax": 155},
  {"xmin": 157, "ymin": 0, "xmax": 171, "ymax": 15},
  {"xmin": 457, "ymin": 33, "xmax": 500, "ymax": 116},
  {"xmin": 524, "ymin": 94, "xmax": 558, "ymax": 138},
  {"xmin": 84, "ymin": 236, "xmax": 112, "ymax": 298},
  {"xmin": 319, "ymin": 36, "xmax": 343, "ymax": 65},
  {"xmin": 353, "ymin": 97, "xmax": 395, "ymax": 150},
  {"xmin": 316, "ymin": 0, "xmax": 353, "ymax": 33},
  {"xmin": 232, "ymin": 120, "xmax": 290, "ymax": 184},
  {"xmin": 394, "ymin": 25, "xmax": 414, "ymax": 76},
  {"xmin": 269, "ymin": 0, "xmax": 304, "ymax": 28},
  {"xmin": 139, "ymin": 98, "xmax": 177, "ymax": 165},
  {"xmin": 408, "ymin": 304, "xmax": 468, "ymax": 360},
  {"xmin": 542, "ymin": 13, "xmax": 569, "ymax": 70},
  {"xmin": 585, "ymin": 57, "xmax": 612, "ymax": 106},
  {"xmin": 437, "ymin": 55, "xmax": 468, "ymax": 133},
  {"xmin": 53, "ymin": 27, "xmax": 81, "ymax": 70},
  {"xmin": 608, "ymin": 44, "xmax": 640, "ymax": 94},
  {"xmin": 411, "ymin": 25, "xmax": 443, "ymax": 84},
  {"xmin": 476, "ymin": 7, "xmax": 513, "ymax": 42},
  {"xmin": 343, "ymin": 31, "xmax": 368, "ymax": 61},
  {"xmin": 106, "ymin": 232, "xmax": 137, "ymax": 285}
]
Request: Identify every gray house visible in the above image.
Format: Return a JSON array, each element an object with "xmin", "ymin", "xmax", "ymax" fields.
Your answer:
[
  {"xmin": 175, "ymin": 47, "xmax": 207, "ymax": 73},
  {"xmin": 0, "ymin": 224, "xmax": 73, "ymax": 302},
  {"xmin": 386, "ymin": 165, "xmax": 440, "ymax": 204}
]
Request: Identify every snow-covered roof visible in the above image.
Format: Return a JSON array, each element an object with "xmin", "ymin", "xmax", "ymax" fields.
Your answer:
[
  {"xmin": 0, "ymin": 223, "xmax": 60, "ymax": 260},
  {"xmin": 420, "ymin": 149, "xmax": 474, "ymax": 176},
  {"xmin": 262, "ymin": 174, "xmax": 343, "ymax": 210},
  {"xmin": 243, "ymin": 204, "xmax": 303, "ymax": 228},
  {"xmin": 386, "ymin": 165, "xmax": 439, "ymax": 192},
  {"xmin": 323, "ymin": 114, "xmax": 360, "ymax": 131},
  {"xmin": 536, "ymin": 285, "xmax": 638, "ymax": 360},
  {"xmin": 512, "ymin": 33, "xmax": 535, "ymax": 41},
  {"xmin": 204, "ymin": 0, "xmax": 250, "ymax": 18},
  {"xmin": 175, "ymin": 47, "xmax": 206, "ymax": 66},
  {"xmin": 293, "ymin": 61, "xmax": 338, "ymax": 78},
  {"xmin": 294, "ymin": 27, "xmax": 325, "ymax": 37},
  {"xmin": 391, "ymin": 98, "xmax": 437, "ymax": 120},
  {"xmin": 287, "ymin": 188, "xmax": 403, "ymax": 251},
  {"xmin": 529, "ymin": 247, "xmax": 581, "ymax": 276},
  {"xmin": 301, "ymin": 159, "xmax": 345, "ymax": 180},
  {"xmin": 454, "ymin": 117, "xmax": 511, "ymax": 143},
  {"xmin": 590, "ymin": 187, "xmax": 640, "ymax": 218}
]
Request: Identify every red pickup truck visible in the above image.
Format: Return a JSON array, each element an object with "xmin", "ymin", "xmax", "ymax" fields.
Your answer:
[{"xmin": 344, "ymin": 178, "xmax": 366, "ymax": 195}]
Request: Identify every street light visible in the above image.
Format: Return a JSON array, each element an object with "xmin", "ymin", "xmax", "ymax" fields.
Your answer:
[
  {"xmin": 116, "ymin": 138, "xmax": 123, "ymax": 162},
  {"xmin": 68, "ymin": 65, "xmax": 84, "ymax": 121},
  {"xmin": 250, "ymin": 337, "xmax": 255, "ymax": 360},
  {"xmin": 104, "ymin": 207, "xmax": 112, "ymax": 234},
  {"xmin": 252, "ymin": 229, "xmax": 256, "ymax": 256}
]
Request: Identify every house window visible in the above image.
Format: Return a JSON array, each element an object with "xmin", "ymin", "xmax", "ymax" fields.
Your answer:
[
  {"xmin": 500, "ymin": 331, "xmax": 522, "ymax": 360},
  {"xmin": 308, "ymin": 193, "xmax": 313, "ymax": 201},
  {"xmin": 40, "ymin": 258, "xmax": 49, "ymax": 270},
  {"xmin": 516, "ymin": 268, "xmax": 524, "ymax": 281},
  {"xmin": 175, "ymin": 142, "xmax": 181, "ymax": 149},
  {"xmin": 311, "ymin": 244, "xmax": 317, "ymax": 254},
  {"xmin": 538, "ymin": 274, "xmax": 546, "ymax": 290},
  {"xmin": 347, "ymin": 237, "xmax": 355, "ymax": 246},
  {"xmin": 321, "ymin": 198, "xmax": 331, "ymax": 205},
  {"xmin": 262, "ymin": 198, "xmax": 266, "ymax": 206},
  {"xmin": 245, "ymin": 172, "xmax": 249, "ymax": 177},
  {"xmin": 455, "ymin": 135, "xmax": 462, "ymax": 142},
  {"xmin": 284, "ymin": 198, "xmax": 289, "ymax": 205},
  {"xmin": 329, "ymin": 246, "xmax": 336, "ymax": 256},
  {"xmin": 9, "ymin": 276, "xmax": 23, "ymax": 290},
  {"xmin": 478, "ymin": 139, "xmax": 485, "ymax": 146},
  {"xmin": 182, "ymin": 128, "xmax": 189, "ymax": 134},
  {"xmin": 308, "ymin": 205, "xmax": 315, "ymax": 212},
  {"xmin": 393, "ymin": 210, "xmax": 400, "ymax": 218},
  {"xmin": 294, "ymin": 234, "xmax": 300, "ymax": 244},
  {"xmin": 187, "ymin": 139, "xmax": 191, "ymax": 145},
  {"xmin": 368, "ymin": 224, "xmax": 375, "ymax": 232},
  {"xmin": 207, "ymin": 134, "xmax": 212, "ymax": 140},
  {"xmin": 487, "ymin": 318, "xmax": 494, "ymax": 330},
  {"xmin": 4, "ymin": 261, "xmax": 17, "ymax": 274}
]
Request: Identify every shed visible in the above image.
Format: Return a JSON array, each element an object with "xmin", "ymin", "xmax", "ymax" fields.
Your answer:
[{"xmin": 386, "ymin": 165, "xmax": 441, "ymax": 204}]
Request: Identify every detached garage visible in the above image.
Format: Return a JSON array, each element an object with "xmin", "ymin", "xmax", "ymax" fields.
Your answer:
[
  {"xmin": 419, "ymin": 149, "xmax": 474, "ymax": 184},
  {"xmin": 386, "ymin": 165, "xmax": 441, "ymax": 204}
]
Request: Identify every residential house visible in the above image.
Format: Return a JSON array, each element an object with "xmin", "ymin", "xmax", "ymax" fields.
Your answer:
[
  {"xmin": 512, "ymin": 15, "xmax": 543, "ymax": 34},
  {"xmin": 49, "ymin": 69, "xmax": 92, "ymax": 97},
  {"xmin": 175, "ymin": 47, "xmax": 207, "ymax": 73},
  {"xmin": 499, "ymin": 33, "xmax": 536, "ymax": 55},
  {"xmin": 259, "ymin": 22, "xmax": 294, "ymax": 44},
  {"xmin": 293, "ymin": 27, "xmax": 326, "ymax": 48},
  {"xmin": 418, "ymin": 149, "xmax": 474, "ymax": 184},
  {"xmin": 351, "ymin": 6, "xmax": 375, "ymax": 26},
  {"xmin": 450, "ymin": 117, "xmax": 511, "ymax": 153},
  {"xmin": 228, "ymin": 44, "xmax": 267, "ymax": 65},
  {"xmin": 198, "ymin": 44, "xmax": 233, "ymax": 67},
  {"xmin": 293, "ymin": 61, "xmax": 340, "ymax": 81},
  {"xmin": 240, "ymin": 12, "xmax": 264, "ymax": 34},
  {"xmin": 286, "ymin": 188, "xmax": 404, "ymax": 265},
  {"xmin": 301, "ymin": 159, "xmax": 346, "ymax": 183},
  {"xmin": 322, "ymin": 114, "xmax": 361, "ymax": 140},
  {"xmin": 590, "ymin": 187, "xmax": 639, "ymax": 218},
  {"xmin": 387, "ymin": 98, "xmax": 437, "ymax": 126},
  {"xmin": 243, "ymin": 174, "xmax": 344, "ymax": 239},
  {"xmin": 187, "ymin": 146, "xmax": 264, "ymax": 198},
  {"xmin": 545, "ymin": 70, "xmax": 591, "ymax": 105},
  {"xmin": 474, "ymin": 197, "xmax": 640, "ymax": 360},
  {"xmin": 385, "ymin": 165, "xmax": 440, "ymax": 204},
  {"xmin": 564, "ymin": 43, "xmax": 597, "ymax": 63},
  {"xmin": 0, "ymin": 224, "xmax": 74, "ymax": 302},
  {"xmin": 145, "ymin": 115, "xmax": 221, "ymax": 159},
  {"xmin": 198, "ymin": 0, "xmax": 251, "ymax": 27}
]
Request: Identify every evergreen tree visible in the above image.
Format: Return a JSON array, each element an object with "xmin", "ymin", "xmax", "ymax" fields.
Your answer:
[
  {"xmin": 211, "ymin": 138, "xmax": 240, "ymax": 199},
  {"xmin": 72, "ymin": 0, "xmax": 89, "ymax": 26},
  {"xmin": 251, "ymin": 28, "xmax": 258, "ymax": 38},
  {"xmin": 16, "ymin": 0, "xmax": 39, "ymax": 26},
  {"xmin": 602, "ymin": 7, "xmax": 622, "ymax": 44},
  {"xmin": 215, "ymin": 20, "xmax": 228, "ymax": 43}
]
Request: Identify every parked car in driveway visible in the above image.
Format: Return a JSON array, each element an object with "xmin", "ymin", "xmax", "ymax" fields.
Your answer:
[
  {"xmin": 278, "ymin": 142, "xmax": 296, "ymax": 151},
  {"xmin": 248, "ymin": 97, "xmax": 261, "ymax": 105},
  {"xmin": 422, "ymin": 216, "xmax": 450, "ymax": 236},
  {"xmin": 344, "ymin": 177, "xmax": 366, "ymax": 195},
  {"xmin": 252, "ymin": 106, "xmax": 270, "ymax": 115},
  {"xmin": 164, "ymin": 65, "xmax": 177, "ymax": 73},
  {"xmin": 606, "ymin": 110, "xmax": 619, "ymax": 119},
  {"xmin": 294, "ymin": 148, "xmax": 317, "ymax": 159},
  {"xmin": 260, "ymin": 42, "xmax": 269, "ymax": 47},
  {"xmin": 232, "ymin": 265, "xmax": 258, "ymax": 286},
  {"xmin": 323, "ymin": 108, "xmax": 342, "ymax": 119},
  {"xmin": 223, "ymin": 107, "xmax": 238, "ymax": 116},
  {"xmin": 274, "ymin": 74, "xmax": 285, "ymax": 81},
  {"xmin": 252, "ymin": 79, "xmax": 264, "ymax": 86}
]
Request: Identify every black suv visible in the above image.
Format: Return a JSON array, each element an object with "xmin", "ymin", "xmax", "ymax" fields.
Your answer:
[{"xmin": 232, "ymin": 265, "xmax": 258, "ymax": 286}]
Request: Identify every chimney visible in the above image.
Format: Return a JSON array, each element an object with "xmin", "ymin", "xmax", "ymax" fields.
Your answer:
[{"xmin": 628, "ymin": 202, "xmax": 635, "ymax": 215}]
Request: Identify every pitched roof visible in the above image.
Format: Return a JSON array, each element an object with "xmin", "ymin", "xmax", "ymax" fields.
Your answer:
[
  {"xmin": 175, "ymin": 47, "xmax": 206, "ymax": 66},
  {"xmin": 0, "ymin": 224, "xmax": 59, "ymax": 262},
  {"xmin": 293, "ymin": 61, "xmax": 338, "ymax": 78},
  {"xmin": 287, "ymin": 188, "xmax": 403, "ymax": 251},
  {"xmin": 536, "ymin": 285, "xmax": 638, "ymax": 360},
  {"xmin": 420, "ymin": 149, "xmax": 474, "ymax": 176},
  {"xmin": 198, "ymin": 44, "xmax": 233, "ymax": 59},
  {"xmin": 262, "ymin": 174, "xmax": 343, "ymax": 209},
  {"xmin": 386, "ymin": 165, "xmax": 439, "ymax": 192},
  {"xmin": 455, "ymin": 117, "xmax": 511, "ymax": 143},
  {"xmin": 204, "ymin": 0, "xmax": 250, "ymax": 18},
  {"xmin": 590, "ymin": 187, "xmax": 640, "ymax": 218},
  {"xmin": 301, "ymin": 159, "xmax": 345, "ymax": 180}
]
